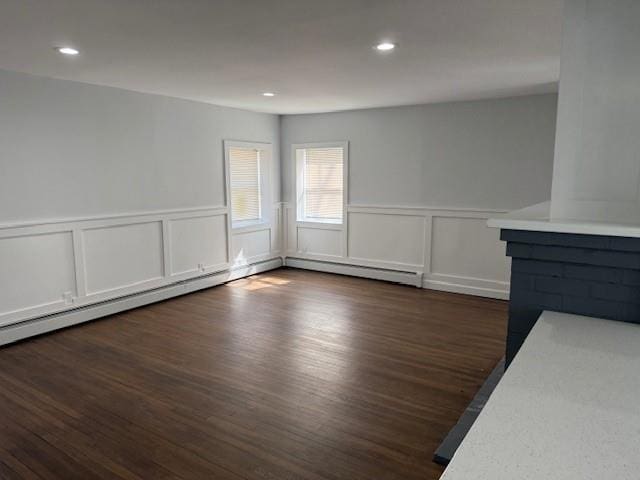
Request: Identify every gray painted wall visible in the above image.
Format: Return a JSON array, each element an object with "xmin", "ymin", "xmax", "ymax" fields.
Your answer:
[
  {"xmin": 281, "ymin": 94, "xmax": 558, "ymax": 210},
  {"xmin": 0, "ymin": 69, "xmax": 280, "ymax": 224},
  {"xmin": 0, "ymin": 68, "xmax": 557, "ymax": 224}
]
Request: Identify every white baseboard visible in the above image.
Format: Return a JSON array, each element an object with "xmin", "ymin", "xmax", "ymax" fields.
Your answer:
[
  {"xmin": 1, "ymin": 254, "xmax": 507, "ymax": 347},
  {"xmin": 283, "ymin": 256, "xmax": 508, "ymax": 299},
  {"xmin": 284, "ymin": 257, "xmax": 508, "ymax": 299},
  {"xmin": 284, "ymin": 257, "xmax": 423, "ymax": 287},
  {"xmin": 422, "ymin": 278, "xmax": 509, "ymax": 300},
  {"xmin": 0, "ymin": 258, "xmax": 282, "ymax": 346}
]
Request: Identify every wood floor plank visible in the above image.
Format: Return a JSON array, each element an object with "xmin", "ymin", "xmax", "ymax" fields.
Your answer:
[{"xmin": 0, "ymin": 268, "xmax": 507, "ymax": 479}]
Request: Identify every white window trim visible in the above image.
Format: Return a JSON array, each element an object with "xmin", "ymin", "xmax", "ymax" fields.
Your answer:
[
  {"xmin": 224, "ymin": 140, "xmax": 273, "ymax": 230},
  {"xmin": 293, "ymin": 141, "xmax": 349, "ymax": 228}
]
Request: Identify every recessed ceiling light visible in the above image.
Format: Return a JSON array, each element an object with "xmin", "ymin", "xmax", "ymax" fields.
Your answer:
[
  {"xmin": 55, "ymin": 46, "xmax": 80, "ymax": 56},
  {"xmin": 262, "ymin": 92, "xmax": 275, "ymax": 97},
  {"xmin": 375, "ymin": 42, "xmax": 395, "ymax": 52}
]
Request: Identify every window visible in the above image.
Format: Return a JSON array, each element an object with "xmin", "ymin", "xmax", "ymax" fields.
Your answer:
[
  {"xmin": 230, "ymin": 147, "xmax": 261, "ymax": 223},
  {"xmin": 295, "ymin": 143, "xmax": 347, "ymax": 224},
  {"xmin": 226, "ymin": 141, "xmax": 271, "ymax": 227}
]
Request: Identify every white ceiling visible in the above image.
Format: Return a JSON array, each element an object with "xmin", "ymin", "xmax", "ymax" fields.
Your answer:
[{"xmin": 0, "ymin": 0, "xmax": 564, "ymax": 114}]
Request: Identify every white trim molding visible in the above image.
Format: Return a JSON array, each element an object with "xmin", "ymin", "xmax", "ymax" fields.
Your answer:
[
  {"xmin": 285, "ymin": 257, "xmax": 422, "ymax": 287},
  {"xmin": 423, "ymin": 275, "xmax": 510, "ymax": 300}
]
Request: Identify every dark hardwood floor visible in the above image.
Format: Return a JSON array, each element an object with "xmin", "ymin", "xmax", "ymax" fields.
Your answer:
[{"xmin": 0, "ymin": 268, "xmax": 507, "ymax": 480}]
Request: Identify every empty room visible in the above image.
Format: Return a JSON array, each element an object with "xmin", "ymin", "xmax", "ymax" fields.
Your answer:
[{"xmin": 1, "ymin": 1, "xmax": 639, "ymax": 479}]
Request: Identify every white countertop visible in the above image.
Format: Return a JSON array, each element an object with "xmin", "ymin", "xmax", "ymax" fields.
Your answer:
[
  {"xmin": 488, "ymin": 201, "xmax": 640, "ymax": 238},
  {"xmin": 440, "ymin": 311, "xmax": 640, "ymax": 480}
]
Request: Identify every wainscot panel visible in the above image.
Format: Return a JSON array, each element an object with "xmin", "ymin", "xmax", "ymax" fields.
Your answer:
[
  {"xmin": 348, "ymin": 211, "xmax": 425, "ymax": 268},
  {"xmin": 0, "ymin": 231, "xmax": 76, "ymax": 327},
  {"xmin": 169, "ymin": 214, "xmax": 228, "ymax": 278},
  {"xmin": 296, "ymin": 226, "xmax": 343, "ymax": 258},
  {"xmin": 232, "ymin": 227, "xmax": 272, "ymax": 265},
  {"xmin": 427, "ymin": 215, "xmax": 510, "ymax": 299},
  {"xmin": 84, "ymin": 221, "xmax": 165, "ymax": 295}
]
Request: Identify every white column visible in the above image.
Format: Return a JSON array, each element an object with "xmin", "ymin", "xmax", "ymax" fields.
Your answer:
[{"xmin": 551, "ymin": 0, "xmax": 640, "ymax": 223}]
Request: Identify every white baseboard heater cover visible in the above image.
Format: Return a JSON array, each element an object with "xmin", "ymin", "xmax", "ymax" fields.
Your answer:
[
  {"xmin": 284, "ymin": 257, "xmax": 423, "ymax": 287},
  {"xmin": 0, "ymin": 258, "xmax": 282, "ymax": 346}
]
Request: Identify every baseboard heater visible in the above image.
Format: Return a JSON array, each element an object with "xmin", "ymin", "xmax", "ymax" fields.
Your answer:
[
  {"xmin": 284, "ymin": 257, "xmax": 423, "ymax": 287},
  {"xmin": 0, "ymin": 258, "xmax": 283, "ymax": 347}
]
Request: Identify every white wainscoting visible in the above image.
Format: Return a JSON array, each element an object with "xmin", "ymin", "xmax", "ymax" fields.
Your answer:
[
  {"xmin": 297, "ymin": 224, "xmax": 343, "ymax": 258},
  {"xmin": 348, "ymin": 208, "xmax": 425, "ymax": 270},
  {"xmin": 168, "ymin": 214, "xmax": 229, "ymax": 280},
  {"xmin": 424, "ymin": 210, "xmax": 511, "ymax": 299},
  {"xmin": 84, "ymin": 221, "xmax": 165, "ymax": 297},
  {"xmin": 0, "ymin": 203, "xmax": 284, "ymax": 335},
  {"xmin": 232, "ymin": 227, "xmax": 272, "ymax": 264},
  {"xmin": 231, "ymin": 204, "xmax": 284, "ymax": 266},
  {"xmin": 284, "ymin": 203, "xmax": 510, "ymax": 299},
  {"xmin": 0, "ymin": 198, "xmax": 505, "ymax": 344},
  {"xmin": 0, "ymin": 230, "xmax": 77, "ymax": 327}
]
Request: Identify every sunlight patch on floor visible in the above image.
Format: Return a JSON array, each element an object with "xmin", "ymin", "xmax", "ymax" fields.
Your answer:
[{"xmin": 228, "ymin": 276, "xmax": 291, "ymax": 291}]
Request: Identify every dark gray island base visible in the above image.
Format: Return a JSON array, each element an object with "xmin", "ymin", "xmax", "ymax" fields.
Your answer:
[{"xmin": 502, "ymin": 228, "xmax": 640, "ymax": 366}]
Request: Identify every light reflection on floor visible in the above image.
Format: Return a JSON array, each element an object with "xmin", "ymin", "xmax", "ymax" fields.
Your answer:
[
  {"xmin": 225, "ymin": 272, "xmax": 355, "ymax": 402},
  {"xmin": 228, "ymin": 275, "xmax": 291, "ymax": 291}
]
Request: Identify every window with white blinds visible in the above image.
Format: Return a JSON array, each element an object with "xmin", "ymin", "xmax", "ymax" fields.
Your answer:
[
  {"xmin": 298, "ymin": 146, "xmax": 344, "ymax": 223},
  {"xmin": 229, "ymin": 147, "xmax": 261, "ymax": 224}
]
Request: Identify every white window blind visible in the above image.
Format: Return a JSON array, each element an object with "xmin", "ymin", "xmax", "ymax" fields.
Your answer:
[
  {"xmin": 229, "ymin": 147, "xmax": 261, "ymax": 223},
  {"xmin": 302, "ymin": 147, "xmax": 344, "ymax": 222}
]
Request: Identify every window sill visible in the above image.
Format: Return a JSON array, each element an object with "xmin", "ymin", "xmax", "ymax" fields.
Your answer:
[
  {"xmin": 296, "ymin": 220, "xmax": 344, "ymax": 231},
  {"xmin": 232, "ymin": 220, "xmax": 271, "ymax": 233}
]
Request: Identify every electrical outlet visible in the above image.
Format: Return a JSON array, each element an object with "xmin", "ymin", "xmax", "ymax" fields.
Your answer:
[{"xmin": 62, "ymin": 291, "xmax": 74, "ymax": 305}]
